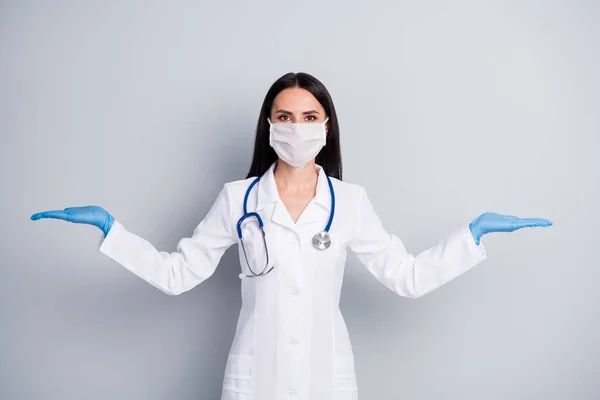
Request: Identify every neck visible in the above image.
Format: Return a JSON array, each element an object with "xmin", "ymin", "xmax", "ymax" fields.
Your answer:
[{"xmin": 274, "ymin": 160, "xmax": 318, "ymax": 191}]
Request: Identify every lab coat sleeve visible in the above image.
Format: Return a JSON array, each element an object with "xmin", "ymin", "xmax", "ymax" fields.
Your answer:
[
  {"xmin": 348, "ymin": 186, "xmax": 487, "ymax": 299},
  {"xmin": 98, "ymin": 183, "xmax": 236, "ymax": 295}
]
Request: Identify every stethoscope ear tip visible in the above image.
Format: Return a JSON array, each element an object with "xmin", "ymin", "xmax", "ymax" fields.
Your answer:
[{"xmin": 238, "ymin": 273, "xmax": 245, "ymax": 280}]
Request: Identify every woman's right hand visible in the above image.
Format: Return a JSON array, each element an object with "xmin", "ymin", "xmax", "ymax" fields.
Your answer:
[{"xmin": 31, "ymin": 206, "xmax": 115, "ymax": 237}]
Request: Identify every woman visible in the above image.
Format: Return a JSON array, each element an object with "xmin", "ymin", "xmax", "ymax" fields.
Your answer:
[{"xmin": 31, "ymin": 72, "xmax": 552, "ymax": 399}]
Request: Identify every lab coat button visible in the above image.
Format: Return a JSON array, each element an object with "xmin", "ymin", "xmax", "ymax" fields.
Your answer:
[
  {"xmin": 286, "ymin": 388, "xmax": 296, "ymax": 396},
  {"xmin": 291, "ymin": 288, "xmax": 299, "ymax": 296},
  {"xmin": 290, "ymin": 337, "xmax": 298, "ymax": 345}
]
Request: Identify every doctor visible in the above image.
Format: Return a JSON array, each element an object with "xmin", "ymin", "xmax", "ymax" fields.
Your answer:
[{"xmin": 31, "ymin": 72, "xmax": 552, "ymax": 399}]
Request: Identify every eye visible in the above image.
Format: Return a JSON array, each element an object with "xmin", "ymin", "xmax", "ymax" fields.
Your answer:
[
  {"xmin": 277, "ymin": 115, "xmax": 291, "ymax": 121},
  {"xmin": 305, "ymin": 115, "xmax": 317, "ymax": 121}
]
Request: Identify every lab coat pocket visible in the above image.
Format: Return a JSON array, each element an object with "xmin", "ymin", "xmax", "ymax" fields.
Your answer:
[
  {"xmin": 222, "ymin": 354, "xmax": 254, "ymax": 398},
  {"xmin": 333, "ymin": 353, "xmax": 358, "ymax": 397}
]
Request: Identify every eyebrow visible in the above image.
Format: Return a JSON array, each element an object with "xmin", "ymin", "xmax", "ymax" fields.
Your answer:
[{"xmin": 275, "ymin": 109, "xmax": 320, "ymax": 115}]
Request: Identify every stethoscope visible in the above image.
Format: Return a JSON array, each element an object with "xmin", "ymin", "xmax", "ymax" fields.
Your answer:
[{"xmin": 236, "ymin": 172, "xmax": 336, "ymax": 279}]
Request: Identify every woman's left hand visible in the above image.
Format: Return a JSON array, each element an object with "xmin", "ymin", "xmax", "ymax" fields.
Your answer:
[{"xmin": 469, "ymin": 212, "xmax": 553, "ymax": 245}]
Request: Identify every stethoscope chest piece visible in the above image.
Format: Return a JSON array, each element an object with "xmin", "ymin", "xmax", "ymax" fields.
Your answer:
[{"xmin": 312, "ymin": 231, "xmax": 331, "ymax": 250}]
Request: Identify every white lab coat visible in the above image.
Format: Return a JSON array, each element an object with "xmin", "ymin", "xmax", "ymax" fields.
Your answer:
[{"xmin": 98, "ymin": 162, "xmax": 487, "ymax": 399}]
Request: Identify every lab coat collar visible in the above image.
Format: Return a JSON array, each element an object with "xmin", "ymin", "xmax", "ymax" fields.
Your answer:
[{"xmin": 256, "ymin": 161, "xmax": 331, "ymax": 212}]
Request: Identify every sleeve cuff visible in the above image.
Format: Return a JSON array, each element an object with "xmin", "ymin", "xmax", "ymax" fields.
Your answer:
[
  {"xmin": 462, "ymin": 224, "xmax": 487, "ymax": 262},
  {"xmin": 98, "ymin": 219, "xmax": 125, "ymax": 254}
]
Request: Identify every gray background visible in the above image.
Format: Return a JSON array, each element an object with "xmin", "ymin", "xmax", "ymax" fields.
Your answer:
[{"xmin": 1, "ymin": 1, "xmax": 598, "ymax": 399}]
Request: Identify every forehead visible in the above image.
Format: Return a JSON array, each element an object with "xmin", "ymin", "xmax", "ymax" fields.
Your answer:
[{"xmin": 272, "ymin": 87, "xmax": 324, "ymax": 112}]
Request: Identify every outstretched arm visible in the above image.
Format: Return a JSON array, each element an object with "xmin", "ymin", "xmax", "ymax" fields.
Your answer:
[
  {"xmin": 349, "ymin": 187, "xmax": 552, "ymax": 299},
  {"xmin": 31, "ymin": 184, "xmax": 236, "ymax": 295}
]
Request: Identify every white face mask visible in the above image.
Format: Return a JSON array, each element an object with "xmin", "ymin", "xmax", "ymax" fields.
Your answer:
[{"xmin": 267, "ymin": 117, "xmax": 329, "ymax": 168}]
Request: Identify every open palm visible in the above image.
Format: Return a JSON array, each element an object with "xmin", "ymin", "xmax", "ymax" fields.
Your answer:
[
  {"xmin": 31, "ymin": 206, "xmax": 114, "ymax": 237},
  {"xmin": 469, "ymin": 212, "xmax": 552, "ymax": 245}
]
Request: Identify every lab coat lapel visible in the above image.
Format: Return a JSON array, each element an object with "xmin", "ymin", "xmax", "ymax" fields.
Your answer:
[
  {"xmin": 256, "ymin": 162, "xmax": 296, "ymax": 231},
  {"xmin": 271, "ymin": 200, "xmax": 296, "ymax": 230},
  {"xmin": 296, "ymin": 164, "xmax": 332, "ymax": 227}
]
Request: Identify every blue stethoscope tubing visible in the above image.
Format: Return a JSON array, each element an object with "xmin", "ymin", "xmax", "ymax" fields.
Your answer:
[{"xmin": 236, "ymin": 172, "xmax": 336, "ymax": 277}]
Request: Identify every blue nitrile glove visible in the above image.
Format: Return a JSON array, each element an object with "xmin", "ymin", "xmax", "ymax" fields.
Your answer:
[
  {"xmin": 31, "ymin": 206, "xmax": 115, "ymax": 237},
  {"xmin": 469, "ymin": 212, "xmax": 552, "ymax": 245}
]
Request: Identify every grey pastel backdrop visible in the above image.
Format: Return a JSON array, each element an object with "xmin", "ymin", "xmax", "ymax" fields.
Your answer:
[{"xmin": 1, "ymin": 1, "xmax": 598, "ymax": 399}]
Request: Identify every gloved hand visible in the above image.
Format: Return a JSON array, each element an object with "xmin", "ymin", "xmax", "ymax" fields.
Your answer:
[
  {"xmin": 469, "ymin": 212, "xmax": 552, "ymax": 245},
  {"xmin": 31, "ymin": 206, "xmax": 115, "ymax": 237}
]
